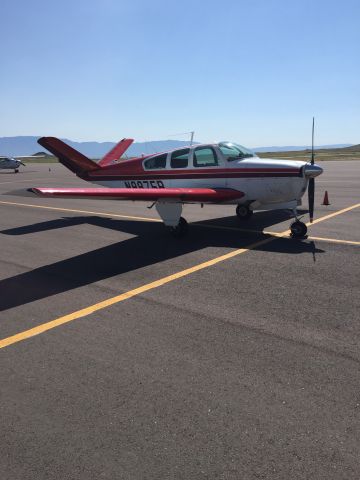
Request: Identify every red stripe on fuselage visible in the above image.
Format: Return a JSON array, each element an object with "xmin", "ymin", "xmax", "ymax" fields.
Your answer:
[{"xmin": 83, "ymin": 172, "xmax": 301, "ymax": 181}]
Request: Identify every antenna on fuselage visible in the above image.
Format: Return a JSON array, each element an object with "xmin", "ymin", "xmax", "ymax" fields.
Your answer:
[{"xmin": 167, "ymin": 131, "xmax": 195, "ymax": 147}]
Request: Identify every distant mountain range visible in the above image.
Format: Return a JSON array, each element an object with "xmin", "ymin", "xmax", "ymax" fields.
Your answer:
[{"xmin": 0, "ymin": 136, "xmax": 354, "ymax": 157}]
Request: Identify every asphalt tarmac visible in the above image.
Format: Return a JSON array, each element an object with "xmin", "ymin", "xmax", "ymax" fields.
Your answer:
[{"xmin": 0, "ymin": 161, "xmax": 359, "ymax": 479}]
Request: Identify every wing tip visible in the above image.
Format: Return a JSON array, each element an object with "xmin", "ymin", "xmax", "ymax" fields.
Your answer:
[{"xmin": 29, "ymin": 187, "xmax": 42, "ymax": 196}]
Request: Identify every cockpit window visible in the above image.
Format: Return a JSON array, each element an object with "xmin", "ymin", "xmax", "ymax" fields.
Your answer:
[
  {"xmin": 144, "ymin": 153, "xmax": 167, "ymax": 170},
  {"xmin": 193, "ymin": 146, "xmax": 218, "ymax": 167},
  {"xmin": 170, "ymin": 148, "xmax": 189, "ymax": 168},
  {"xmin": 219, "ymin": 142, "xmax": 255, "ymax": 161}
]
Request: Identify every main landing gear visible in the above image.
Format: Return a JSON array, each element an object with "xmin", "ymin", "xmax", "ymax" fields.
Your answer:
[
  {"xmin": 168, "ymin": 217, "xmax": 188, "ymax": 238},
  {"xmin": 155, "ymin": 202, "xmax": 189, "ymax": 238},
  {"xmin": 14, "ymin": 169, "xmax": 19, "ymax": 173},
  {"xmin": 236, "ymin": 204, "xmax": 253, "ymax": 221}
]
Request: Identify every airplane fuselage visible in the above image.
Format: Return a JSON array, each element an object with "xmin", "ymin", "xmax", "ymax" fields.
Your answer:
[{"xmin": 81, "ymin": 144, "xmax": 312, "ymax": 211}]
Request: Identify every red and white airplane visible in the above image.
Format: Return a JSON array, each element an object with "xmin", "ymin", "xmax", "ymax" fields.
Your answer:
[{"xmin": 32, "ymin": 136, "xmax": 323, "ymax": 238}]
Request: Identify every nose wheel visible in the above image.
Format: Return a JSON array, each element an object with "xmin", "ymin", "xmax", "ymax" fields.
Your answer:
[
  {"xmin": 236, "ymin": 204, "xmax": 253, "ymax": 220},
  {"xmin": 290, "ymin": 220, "xmax": 307, "ymax": 239}
]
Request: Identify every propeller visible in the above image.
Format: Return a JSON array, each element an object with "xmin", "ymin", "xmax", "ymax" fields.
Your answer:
[
  {"xmin": 308, "ymin": 117, "xmax": 315, "ymax": 223},
  {"xmin": 20, "ymin": 161, "xmax": 26, "ymax": 166}
]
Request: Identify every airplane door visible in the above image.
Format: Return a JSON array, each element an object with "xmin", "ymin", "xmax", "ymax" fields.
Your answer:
[{"xmin": 191, "ymin": 146, "xmax": 225, "ymax": 189}]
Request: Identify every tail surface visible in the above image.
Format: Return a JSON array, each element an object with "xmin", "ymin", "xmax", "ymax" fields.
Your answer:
[
  {"xmin": 37, "ymin": 137, "xmax": 99, "ymax": 174},
  {"xmin": 98, "ymin": 138, "xmax": 134, "ymax": 167}
]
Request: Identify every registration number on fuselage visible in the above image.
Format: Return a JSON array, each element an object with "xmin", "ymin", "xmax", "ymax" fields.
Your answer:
[{"xmin": 124, "ymin": 180, "xmax": 165, "ymax": 188}]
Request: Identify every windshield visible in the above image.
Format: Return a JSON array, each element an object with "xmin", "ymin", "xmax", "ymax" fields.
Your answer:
[{"xmin": 219, "ymin": 142, "xmax": 255, "ymax": 161}]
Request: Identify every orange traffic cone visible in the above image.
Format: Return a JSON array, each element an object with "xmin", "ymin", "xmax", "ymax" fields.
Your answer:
[{"xmin": 322, "ymin": 191, "xmax": 330, "ymax": 205}]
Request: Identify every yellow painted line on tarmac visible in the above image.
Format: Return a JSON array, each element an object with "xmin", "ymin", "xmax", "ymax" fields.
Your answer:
[
  {"xmin": 307, "ymin": 236, "xmax": 360, "ymax": 246},
  {"xmin": 0, "ymin": 200, "xmax": 160, "ymax": 223},
  {"xmin": 0, "ymin": 202, "xmax": 359, "ymax": 351},
  {"xmin": 251, "ymin": 230, "xmax": 360, "ymax": 246}
]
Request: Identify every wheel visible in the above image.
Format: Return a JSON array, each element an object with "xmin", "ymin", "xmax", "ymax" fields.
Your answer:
[
  {"xmin": 290, "ymin": 220, "xmax": 307, "ymax": 238},
  {"xmin": 169, "ymin": 217, "xmax": 188, "ymax": 238},
  {"xmin": 14, "ymin": 169, "xmax": 19, "ymax": 173},
  {"xmin": 236, "ymin": 204, "xmax": 253, "ymax": 221}
]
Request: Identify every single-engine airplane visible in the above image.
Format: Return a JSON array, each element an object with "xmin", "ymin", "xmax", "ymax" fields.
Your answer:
[
  {"xmin": 0, "ymin": 155, "xmax": 28, "ymax": 173},
  {"xmin": 32, "ymin": 133, "xmax": 323, "ymax": 238}
]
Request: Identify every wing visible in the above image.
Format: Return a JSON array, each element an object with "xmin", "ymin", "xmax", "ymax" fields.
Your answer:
[{"xmin": 31, "ymin": 187, "xmax": 244, "ymax": 203}]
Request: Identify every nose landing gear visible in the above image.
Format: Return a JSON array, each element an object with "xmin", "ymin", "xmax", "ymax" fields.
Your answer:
[
  {"xmin": 290, "ymin": 220, "xmax": 308, "ymax": 239},
  {"xmin": 290, "ymin": 208, "xmax": 308, "ymax": 238}
]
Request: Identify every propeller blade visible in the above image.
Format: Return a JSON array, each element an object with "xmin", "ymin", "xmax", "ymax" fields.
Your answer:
[
  {"xmin": 20, "ymin": 161, "xmax": 26, "ymax": 166},
  {"xmin": 311, "ymin": 116, "xmax": 315, "ymax": 165},
  {"xmin": 308, "ymin": 177, "xmax": 315, "ymax": 223}
]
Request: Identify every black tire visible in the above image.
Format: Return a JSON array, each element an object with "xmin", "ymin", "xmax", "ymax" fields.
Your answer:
[
  {"xmin": 236, "ymin": 204, "xmax": 253, "ymax": 220},
  {"xmin": 14, "ymin": 169, "xmax": 19, "ymax": 173},
  {"xmin": 290, "ymin": 220, "xmax": 307, "ymax": 238},
  {"xmin": 169, "ymin": 217, "xmax": 188, "ymax": 238}
]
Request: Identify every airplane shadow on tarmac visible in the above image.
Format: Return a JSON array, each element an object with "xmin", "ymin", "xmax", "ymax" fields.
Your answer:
[{"xmin": 0, "ymin": 211, "xmax": 324, "ymax": 312}]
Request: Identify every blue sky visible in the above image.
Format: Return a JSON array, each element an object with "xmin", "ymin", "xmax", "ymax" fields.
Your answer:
[{"xmin": 1, "ymin": 0, "xmax": 359, "ymax": 146}]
